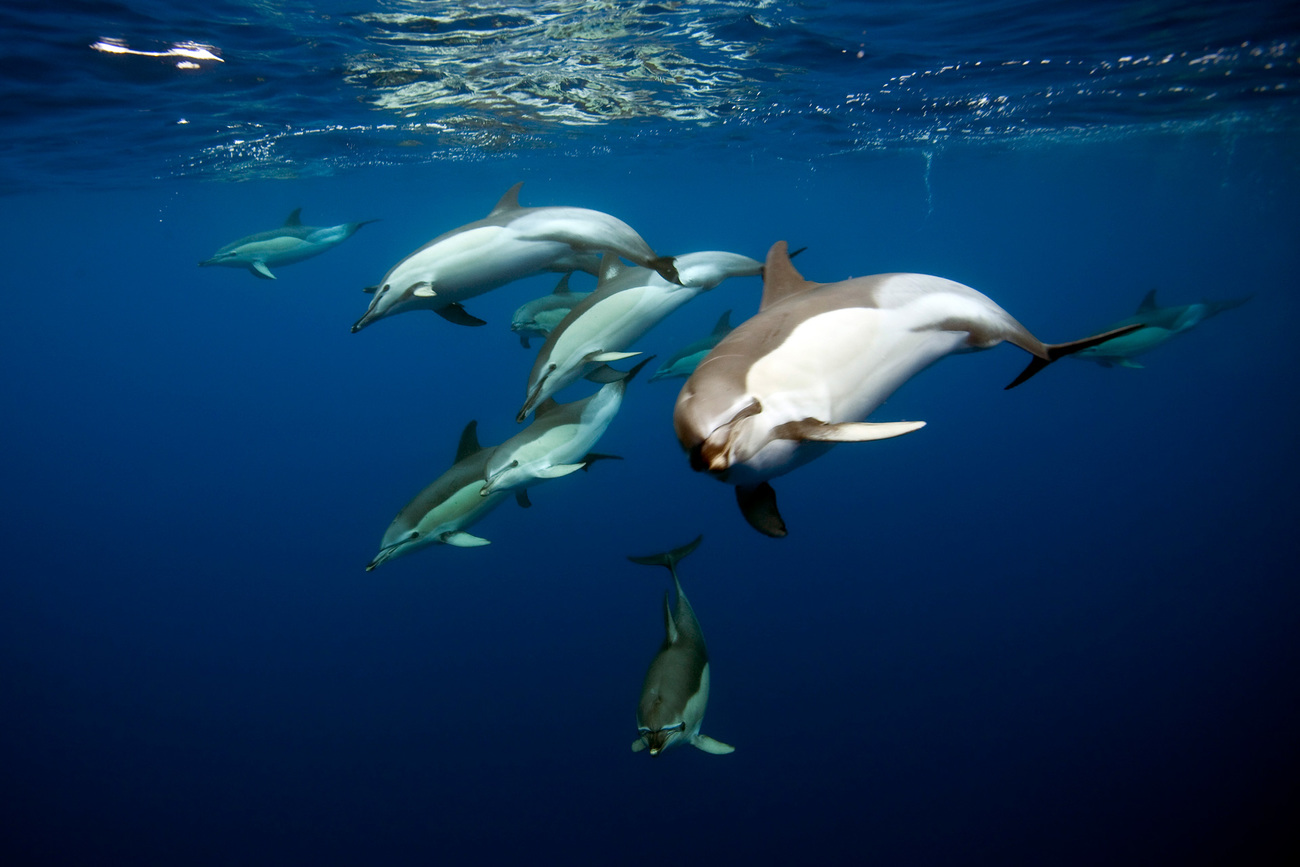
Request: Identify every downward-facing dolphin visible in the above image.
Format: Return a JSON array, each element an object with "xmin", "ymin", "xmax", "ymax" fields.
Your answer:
[
  {"xmin": 199, "ymin": 209, "xmax": 377, "ymax": 279},
  {"xmin": 351, "ymin": 183, "xmax": 678, "ymax": 332},
  {"xmin": 365, "ymin": 420, "xmax": 524, "ymax": 570},
  {"xmin": 1070, "ymin": 289, "xmax": 1251, "ymax": 368},
  {"xmin": 517, "ymin": 251, "xmax": 763, "ymax": 422},
  {"xmin": 481, "ymin": 358, "xmax": 650, "ymax": 501},
  {"xmin": 510, "ymin": 273, "xmax": 593, "ymax": 349},
  {"xmin": 673, "ymin": 241, "xmax": 1143, "ymax": 538},
  {"xmin": 649, "ymin": 310, "xmax": 734, "ymax": 382},
  {"xmin": 629, "ymin": 535, "xmax": 733, "ymax": 758}
]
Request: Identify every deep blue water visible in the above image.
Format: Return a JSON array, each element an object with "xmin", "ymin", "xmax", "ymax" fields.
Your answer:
[{"xmin": 2, "ymin": 3, "xmax": 1299, "ymax": 865}]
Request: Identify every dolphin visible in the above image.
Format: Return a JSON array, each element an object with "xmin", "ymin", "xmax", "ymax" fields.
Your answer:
[
  {"xmin": 1070, "ymin": 289, "xmax": 1251, "ymax": 368},
  {"xmin": 481, "ymin": 358, "xmax": 651, "ymax": 500},
  {"xmin": 516, "ymin": 251, "xmax": 763, "ymax": 422},
  {"xmin": 199, "ymin": 209, "xmax": 377, "ymax": 279},
  {"xmin": 365, "ymin": 420, "xmax": 524, "ymax": 570},
  {"xmin": 648, "ymin": 310, "xmax": 734, "ymax": 382},
  {"xmin": 351, "ymin": 183, "xmax": 679, "ymax": 332},
  {"xmin": 673, "ymin": 241, "xmax": 1144, "ymax": 538},
  {"xmin": 628, "ymin": 535, "xmax": 733, "ymax": 758},
  {"xmin": 510, "ymin": 273, "xmax": 593, "ymax": 349}
]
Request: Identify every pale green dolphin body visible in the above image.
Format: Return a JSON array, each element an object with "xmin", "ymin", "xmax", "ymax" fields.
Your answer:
[
  {"xmin": 365, "ymin": 421, "xmax": 524, "ymax": 571},
  {"xmin": 509, "ymin": 273, "xmax": 593, "ymax": 349},
  {"xmin": 1071, "ymin": 289, "xmax": 1251, "ymax": 368},
  {"xmin": 629, "ymin": 536, "xmax": 733, "ymax": 758},
  {"xmin": 649, "ymin": 310, "xmax": 734, "ymax": 382},
  {"xmin": 200, "ymin": 209, "xmax": 376, "ymax": 279}
]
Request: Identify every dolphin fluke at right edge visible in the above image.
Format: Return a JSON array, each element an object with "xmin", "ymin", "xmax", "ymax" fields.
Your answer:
[{"xmin": 1004, "ymin": 323, "xmax": 1146, "ymax": 390}]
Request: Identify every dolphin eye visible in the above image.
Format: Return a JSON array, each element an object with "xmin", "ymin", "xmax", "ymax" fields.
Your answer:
[
  {"xmin": 661, "ymin": 722, "xmax": 685, "ymax": 733},
  {"xmin": 638, "ymin": 727, "xmax": 650, "ymax": 735}
]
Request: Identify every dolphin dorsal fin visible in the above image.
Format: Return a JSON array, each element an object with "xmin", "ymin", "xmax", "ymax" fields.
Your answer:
[
  {"xmin": 1137, "ymin": 289, "xmax": 1159, "ymax": 314},
  {"xmin": 553, "ymin": 273, "xmax": 573, "ymax": 295},
  {"xmin": 759, "ymin": 241, "xmax": 818, "ymax": 311},
  {"xmin": 711, "ymin": 310, "xmax": 733, "ymax": 335},
  {"xmin": 535, "ymin": 397, "xmax": 561, "ymax": 417},
  {"xmin": 284, "ymin": 208, "xmax": 303, "ymax": 226},
  {"xmin": 489, "ymin": 182, "xmax": 525, "ymax": 217},
  {"xmin": 454, "ymin": 420, "xmax": 482, "ymax": 462},
  {"xmin": 596, "ymin": 252, "xmax": 627, "ymax": 287}
]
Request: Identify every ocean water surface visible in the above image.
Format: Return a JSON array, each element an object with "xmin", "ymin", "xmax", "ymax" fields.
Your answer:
[{"xmin": 2, "ymin": 2, "xmax": 1298, "ymax": 864}]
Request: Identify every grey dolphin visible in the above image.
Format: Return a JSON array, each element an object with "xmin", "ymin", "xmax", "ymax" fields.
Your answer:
[
  {"xmin": 673, "ymin": 241, "xmax": 1143, "ymax": 537},
  {"xmin": 1071, "ymin": 289, "xmax": 1251, "ymax": 368},
  {"xmin": 481, "ymin": 358, "xmax": 651, "ymax": 500},
  {"xmin": 629, "ymin": 535, "xmax": 733, "ymax": 758},
  {"xmin": 648, "ymin": 310, "xmax": 734, "ymax": 382},
  {"xmin": 199, "ymin": 209, "xmax": 377, "ymax": 279},
  {"xmin": 351, "ymin": 183, "xmax": 678, "ymax": 332},
  {"xmin": 517, "ymin": 251, "xmax": 762, "ymax": 422},
  {"xmin": 509, "ymin": 273, "xmax": 593, "ymax": 349},
  {"xmin": 365, "ymin": 420, "xmax": 523, "ymax": 570}
]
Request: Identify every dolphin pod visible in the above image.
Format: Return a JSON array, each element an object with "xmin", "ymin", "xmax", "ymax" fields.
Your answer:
[
  {"xmin": 234, "ymin": 180, "xmax": 1239, "ymax": 755},
  {"xmin": 628, "ymin": 535, "xmax": 734, "ymax": 757},
  {"xmin": 200, "ymin": 209, "xmax": 377, "ymax": 279},
  {"xmin": 1070, "ymin": 289, "xmax": 1251, "ymax": 368},
  {"xmin": 672, "ymin": 241, "xmax": 1145, "ymax": 538}
]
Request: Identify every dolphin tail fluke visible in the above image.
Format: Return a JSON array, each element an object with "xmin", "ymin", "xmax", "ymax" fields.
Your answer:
[
  {"xmin": 627, "ymin": 535, "xmax": 704, "ymax": 577},
  {"xmin": 1005, "ymin": 323, "xmax": 1145, "ymax": 390},
  {"xmin": 649, "ymin": 256, "xmax": 682, "ymax": 286},
  {"xmin": 736, "ymin": 482, "xmax": 787, "ymax": 538}
]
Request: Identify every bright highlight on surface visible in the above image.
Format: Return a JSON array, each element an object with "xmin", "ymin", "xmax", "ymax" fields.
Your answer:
[{"xmin": 90, "ymin": 38, "xmax": 223, "ymax": 68}]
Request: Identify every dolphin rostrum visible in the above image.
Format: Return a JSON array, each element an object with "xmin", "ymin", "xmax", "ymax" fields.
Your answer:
[
  {"xmin": 673, "ymin": 241, "xmax": 1144, "ymax": 538},
  {"xmin": 199, "ymin": 209, "xmax": 377, "ymax": 279},
  {"xmin": 1070, "ymin": 289, "xmax": 1251, "ymax": 368},
  {"xmin": 517, "ymin": 251, "xmax": 763, "ymax": 422},
  {"xmin": 351, "ymin": 183, "xmax": 679, "ymax": 332},
  {"xmin": 480, "ymin": 358, "xmax": 651, "ymax": 501},
  {"xmin": 365, "ymin": 420, "xmax": 524, "ymax": 570},
  {"xmin": 510, "ymin": 273, "xmax": 593, "ymax": 349},
  {"xmin": 629, "ymin": 535, "xmax": 734, "ymax": 758},
  {"xmin": 649, "ymin": 310, "xmax": 734, "ymax": 382}
]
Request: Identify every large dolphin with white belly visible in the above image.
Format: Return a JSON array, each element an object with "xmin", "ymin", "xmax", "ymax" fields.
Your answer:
[
  {"xmin": 1070, "ymin": 289, "xmax": 1251, "ymax": 368},
  {"xmin": 480, "ymin": 358, "xmax": 650, "ymax": 501},
  {"xmin": 510, "ymin": 273, "xmax": 593, "ymax": 349},
  {"xmin": 351, "ymin": 183, "xmax": 679, "ymax": 332},
  {"xmin": 629, "ymin": 535, "xmax": 733, "ymax": 758},
  {"xmin": 365, "ymin": 420, "xmax": 525, "ymax": 570},
  {"xmin": 673, "ymin": 241, "xmax": 1144, "ymax": 537},
  {"xmin": 200, "ymin": 209, "xmax": 377, "ymax": 279},
  {"xmin": 516, "ymin": 251, "xmax": 763, "ymax": 422},
  {"xmin": 649, "ymin": 310, "xmax": 734, "ymax": 382}
]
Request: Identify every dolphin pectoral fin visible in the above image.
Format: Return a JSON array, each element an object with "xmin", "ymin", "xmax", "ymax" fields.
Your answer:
[
  {"xmin": 435, "ymin": 303, "xmax": 488, "ymax": 327},
  {"xmin": 631, "ymin": 739, "xmax": 647, "ymax": 753},
  {"xmin": 587, "ymin": 351, "xmax": 642, "ymax": 363},
  {"xmin": 536, "ymin": 463, "xmax": 585, "ymax": 479},
  {"xmin": 771, "ymin": 418, "xmax": 926, "ymax": 443},
  {"xmin": 1005, "ymin": 323, "xmax": 1146, "ymax": 389},
  {"xmin": 412, "ymin": 283, "xmax": 436, "ymax": 298},
  {"xmin": 692, "ymin": 734, "xmax": 735, "ymax": 755},
  {"xmin": 519, "ymin": 334, "xmax": 531, "ymax": 349},
  {"xmin": 515, "ymin": 489, "xmax": 532, "ymax": 509},
  {"xmin": 441, "ymin": 531, "xmax": 491, "ymax": 547},
  {"xmin": 736, "ymin": 482, "xmax": 787, "ymax": 538},
  {"xmin": 580, "ymin": 452, "xmax": 622, "ymax": 470},
  {"xmin": 1117, "ymin": 359, "xmax": 1144, "ymax": 369},
  {"xmin": 251, "ymin": 262, "xmax": 276, "ymax": 279},
  {"xmin": 649, "ymin": 256, "xmax": 681, "ymax": 285}
]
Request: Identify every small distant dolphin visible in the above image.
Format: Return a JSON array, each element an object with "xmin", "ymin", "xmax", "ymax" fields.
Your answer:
[
  {"xmin": 673, "ymin": 241, "xmax": 1143, "ymax": 537},
  {"xmin": 517, "ymin": 251, "xmax": 763, "ymax": 422},
  {"xmin": 649, "ymin": 310, "xmax": 734, "ymax": 382},
  {"xmin": 629, "ymin": 535, "xmax": 733, "ymax": 758},
  {"xmin": 481, "ymin": 358, "xmax": 650, "ymax": 500},
  {"xmin": 1071, "ymin": 289, "xmax": 1251, "ymax": 368},
  {"xmin": 199, "ymin": 209, "xmax": 377, "ymax": 279},
  {"xmin": 510, "ymin": 273, "xmax": 593, "ymax": 349},
  {"xmin": 365, "ymin": 420, "xmax": 523, "ymax": 570},
  {"xmin": 351, "ymin": 183, "xmax": 679, "ymax": 332}
]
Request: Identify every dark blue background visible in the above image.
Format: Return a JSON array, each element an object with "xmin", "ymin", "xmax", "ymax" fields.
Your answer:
[{"xmin": 2, "ymin": 135, "xmax": 1297, "ymax": 864}]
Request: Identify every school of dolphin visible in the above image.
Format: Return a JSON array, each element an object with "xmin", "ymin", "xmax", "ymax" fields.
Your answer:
[{"xmin": 203, "ymin": 184, "xmax": 1250, "ymax": 757}]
